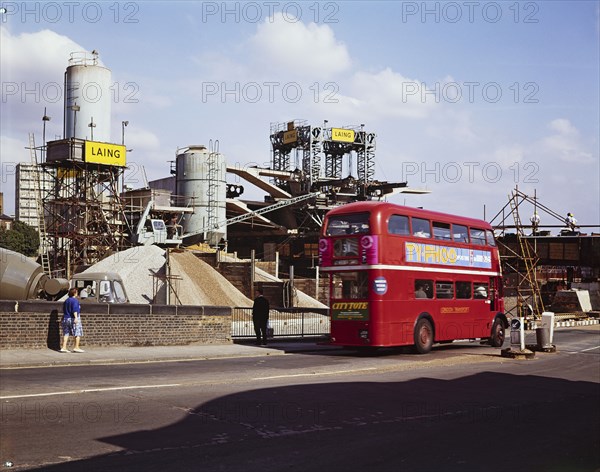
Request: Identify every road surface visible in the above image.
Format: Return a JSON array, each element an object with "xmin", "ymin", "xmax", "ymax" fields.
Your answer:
[{"xmin": 1, "ymin": 327, "xmax": 598, "ymax": 471}]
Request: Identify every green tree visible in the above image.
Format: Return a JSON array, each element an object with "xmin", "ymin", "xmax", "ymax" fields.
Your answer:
[{"xmin": 0, "ymin": 221, "xmax": 40, "ymax": 257}]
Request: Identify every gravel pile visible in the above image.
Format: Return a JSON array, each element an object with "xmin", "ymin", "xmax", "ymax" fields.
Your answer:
[
  {"xmin": 82, "ymin": 245, "xmax": 166, "ymax": 304},
  {"xmin": 169, "ymin": 251, "xmax": 253, "ymax": 307}
]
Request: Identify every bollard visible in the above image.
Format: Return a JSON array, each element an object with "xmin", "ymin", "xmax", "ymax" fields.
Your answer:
[
  {"xmin": 536, "ymin": 327, "xmax": 551, "ymax": 349},
  {"xmin": 541, "ymin": 312, "xmax": 555, "ymax": 344}
]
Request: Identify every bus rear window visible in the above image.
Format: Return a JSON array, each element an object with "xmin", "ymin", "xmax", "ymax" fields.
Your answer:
[
  {"xmin": 332, "ymin": 272, "xmax": 369, "ymax": 299},
  {"xmin": 326, "ymin": 213, "xmax": 370, "ymax": 236}
]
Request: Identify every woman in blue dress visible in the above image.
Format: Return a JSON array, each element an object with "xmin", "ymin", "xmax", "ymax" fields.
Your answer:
[{"xmin": 60, "ymin": 287, "xmax": 85, "ymax": 353}]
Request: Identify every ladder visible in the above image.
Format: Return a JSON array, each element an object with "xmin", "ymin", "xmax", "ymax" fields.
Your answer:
[
  {"xmin": 508, "ymin": 190, "xmax": 544, "ymax": 319},
  {"xmin": 206, "ymin": 140, "xmax": 220, "ymax": 237},
  {"xmin": 28, "ymin": 133, "xmax": 51, "ymax": 275}
]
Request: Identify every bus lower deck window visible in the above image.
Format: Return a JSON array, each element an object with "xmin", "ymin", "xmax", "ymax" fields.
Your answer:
[
  {"xmin": 436, "ymin": 281, "xmax": 454, "ymax": 299},
  {"xmin": 474, "ymin": 283, "xmax": 489, "ymax": 299},
  {"xmin": 456, "ymin": 281, "xmax": 472, "ymax": 299},
  {"xmin": 415, "ymin": 280, "xmax": 433, "ymax": 299}
]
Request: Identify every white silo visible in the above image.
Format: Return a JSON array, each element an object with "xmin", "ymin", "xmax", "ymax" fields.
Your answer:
[
  {"xmin": 64, "ymin": 50, "xmax": 112, "ymax": 143},
  {"xmin": 176, "ymin": 145, "xmax": 227, "ymax": 245}
]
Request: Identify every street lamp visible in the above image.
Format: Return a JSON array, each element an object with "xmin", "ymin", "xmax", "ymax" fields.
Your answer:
[
  {"xmin": 121, "ymin": 120, "xmax": 129, "ymax": 145},
  {"xmin": 70, "ymin": 103, "xmax": 80, "ymax": 139},
  {"xmin": 42, "ymin": 108, "xmax": 50, "ymax": 162},
  {"xmin": 88, "ymin": 117, "xmax": 96, "ymax": 141}
]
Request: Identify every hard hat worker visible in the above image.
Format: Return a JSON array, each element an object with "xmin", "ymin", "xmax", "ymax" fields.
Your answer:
[{"xmin": 565, "ymin": 212, "xmax": 578, "ymax": 231}]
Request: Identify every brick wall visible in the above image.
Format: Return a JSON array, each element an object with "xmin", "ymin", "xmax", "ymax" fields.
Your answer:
[{"xmin": 0, "ymin": 301, "xmax": 232, "ymax": 350}]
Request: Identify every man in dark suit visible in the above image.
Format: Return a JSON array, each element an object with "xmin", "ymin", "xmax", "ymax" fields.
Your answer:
[{"xmin": 252, "ymin": 289, "xmax": 270, "ymax": 346}]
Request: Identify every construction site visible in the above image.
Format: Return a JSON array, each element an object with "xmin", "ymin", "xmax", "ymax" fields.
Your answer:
[{"xmin": 8, "ymin": 50, "xmax": 600, "ymax": 331}]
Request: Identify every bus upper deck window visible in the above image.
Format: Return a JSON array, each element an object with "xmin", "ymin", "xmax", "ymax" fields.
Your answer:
[
  {"xmin": 470, "ymin": 228, "xmax": 486, "ymax": 245},
  {"xmin": 433, "ymin": 222, "xmax": 452, "ymax": 241},
  {"xmin": 452, "ymin": 224, "xmax": 469, "ymax": 243},
  {"xmin": 326, "ymin": 213, "xmax": 370, "ymax": 236},
  {"xmin": 412, "ymin": 218, "xmax": 431, "ymax": 238},
  {"xmin": 486, "ymin": 230, "xmax": 497, "ymax": 246},
  {"xmin": 388, "ymin": 215, "xmax": 410, "ymax": 235}
]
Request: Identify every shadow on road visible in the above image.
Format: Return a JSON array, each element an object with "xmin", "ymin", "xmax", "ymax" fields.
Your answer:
[{"xmin": 25, "ymin": 372, "xmax": 599, "ymax": 472}]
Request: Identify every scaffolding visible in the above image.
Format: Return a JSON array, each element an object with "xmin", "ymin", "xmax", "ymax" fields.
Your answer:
[
  {"xmin": 26, "ymin": 134, "xmax": 51, "ymax": 275},
  {"xmin": 490, "ymin": 188, "xmax": 566, "ymax": 320},
  {"xmin": 43, "ymin": 138, "xmax": 129, "ymax": 277}
]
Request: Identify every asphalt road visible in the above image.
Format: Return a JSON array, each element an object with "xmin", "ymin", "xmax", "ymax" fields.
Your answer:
[{"xmin": 1, "ymin": 328, "xmax": 599, "ymax": 472}]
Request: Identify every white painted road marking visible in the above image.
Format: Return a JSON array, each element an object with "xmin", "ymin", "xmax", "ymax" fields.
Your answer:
[
  {"xmin": 253, "ymin": 367, "xmax": 378, "ymax": 380},
  {"xmin": 0, "ymin": 383, "xmax": 181, "ymax": 400}
]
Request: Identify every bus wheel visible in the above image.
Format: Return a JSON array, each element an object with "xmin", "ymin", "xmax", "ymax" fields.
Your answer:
[
  {"xmin": 414, "ymin": 318, "xmax": 433, "ymax": 354},
  {"xmin": 490, "ymin": 318, "xmax": 505, "ymax": 347}
]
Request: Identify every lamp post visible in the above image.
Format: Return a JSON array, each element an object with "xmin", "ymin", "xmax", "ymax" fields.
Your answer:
[
  {"xmin": 88, "ymin": 117, "xmax": 96, "ymax": 141},
  {"xmin": 42, "ymin": 108, "xmax": 50, "ymax": 162},
  {"xmin": 70, "ymin": 103, "xmax": 80, "ymax": 139},
  {"xmin": 121, "ymin": 120, "xmax": 129, "ymax": 145}
]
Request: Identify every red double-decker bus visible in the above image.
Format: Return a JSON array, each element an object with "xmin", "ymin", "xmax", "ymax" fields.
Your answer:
[{"xmin": 319, "ymin": 201, "xmax": 507, "ymax": 353}]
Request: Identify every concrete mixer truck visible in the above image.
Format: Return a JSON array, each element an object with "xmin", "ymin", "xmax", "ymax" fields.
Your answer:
[
  {"xmin": 0, "ymin": 248, "xmax": 69, "ymax": 300},
  {"xmin": 0, "ymin": 248, "xmax": 127, "ymax": 303}
]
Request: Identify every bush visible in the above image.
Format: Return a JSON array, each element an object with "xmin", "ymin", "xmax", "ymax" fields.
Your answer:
[{"xmin": 0, "ymin": 221, "xmax": 40, "ymax": 257}]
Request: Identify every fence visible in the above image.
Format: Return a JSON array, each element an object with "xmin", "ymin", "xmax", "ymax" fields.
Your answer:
[{"xmin": 232, "ymin": 307, "xmax": 330, "ymax": 339}]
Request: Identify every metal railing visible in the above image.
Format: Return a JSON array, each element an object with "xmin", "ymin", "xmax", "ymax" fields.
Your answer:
[{"xmin": 232, "ymin": 307, "xmax": 330, "ymax": 339}]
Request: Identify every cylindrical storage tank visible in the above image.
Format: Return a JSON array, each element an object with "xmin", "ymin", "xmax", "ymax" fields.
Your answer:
[
  {"xmin": 64, "ymin": 51, "xmax": 112, "ymax": 143},
  {"xmin": 176, "ymin": 145, "xmax": 227, "ymax": 245}
]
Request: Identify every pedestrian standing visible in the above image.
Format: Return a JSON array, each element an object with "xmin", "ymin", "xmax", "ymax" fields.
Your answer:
[
  {"xmin": 60, "ymin": 287, "xmax": 85, "ymax": 353},
  {"xmin": 252, "ymin": 289, "xmax": 270, "ymax": 346}
]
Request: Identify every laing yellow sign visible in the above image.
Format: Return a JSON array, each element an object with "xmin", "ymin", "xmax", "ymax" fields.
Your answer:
[
  {"xmin": 84, "ymin": 141, "xmax": 127, "ymax": 167},
  {"xmin": 283, "ymin": 129, "xmax": 297, "ymax": 144},
  {"xmin": 331, "ymin": 128, "xmax": 355, "ymax": 143}
]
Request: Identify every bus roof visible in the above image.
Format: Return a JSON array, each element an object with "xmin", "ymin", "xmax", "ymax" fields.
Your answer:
[{"xmin": 324, "ymin": 201, "xmax": 493, "ymax": 230}]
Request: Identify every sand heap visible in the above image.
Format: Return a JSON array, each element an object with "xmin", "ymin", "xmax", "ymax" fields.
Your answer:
[
  {"xmin": 168, "ymin": 251, "xmax": 253, "ymax": 307},
  {"xmin": 82, "ymin": 245, "xmax": 166, "ymax": 304},
  {"xmin": 81, "ymin": 246, "xmax": 325, "ymax": 309}
]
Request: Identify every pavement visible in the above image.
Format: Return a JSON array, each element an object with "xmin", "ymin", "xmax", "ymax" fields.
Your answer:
[
  {"xmin": 3, "ymin": 321, "xmax": 597, "ymax": 369},
  {"xmin": 0, "ymin": 339, "xmax": 339, "ymax": 369}
]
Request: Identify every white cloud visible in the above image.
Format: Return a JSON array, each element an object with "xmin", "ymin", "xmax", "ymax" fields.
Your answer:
[
  {"xmin": 541, "ymin": 118, "xmax": 593, "ymax": 163},
  {"xmin": 0, "ymin": 27, "xmax": 86, "ymax": 135},
  {"xmin": 247, "ymin": 14, "xmax": 351, "ymax": 79},
  {"xmin": 0, "ymin": 27, "xmax": 87, "ymax": 81}
]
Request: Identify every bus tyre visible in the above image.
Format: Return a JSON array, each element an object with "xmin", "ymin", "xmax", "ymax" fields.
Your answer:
[
  {"xmin": 414, "ymin": 318, "xmax": 433, "ymax": 354},
  {"xmin": 490, "ymin": 318, "xmax": 505, "ymax": 347}
]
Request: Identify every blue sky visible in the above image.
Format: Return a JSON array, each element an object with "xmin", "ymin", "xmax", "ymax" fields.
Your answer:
[{"xmin": 1, "ymin": 1, "xmax": 599, "ymax": 228}]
